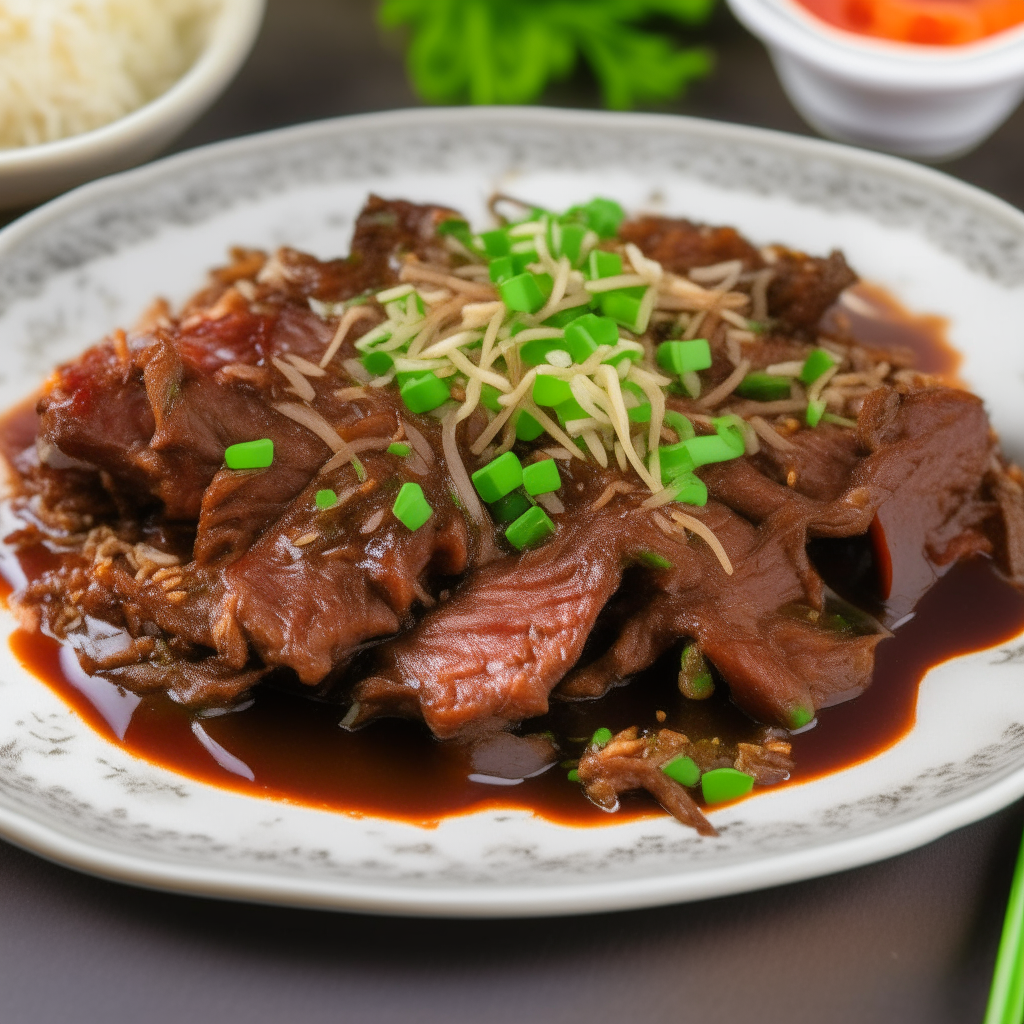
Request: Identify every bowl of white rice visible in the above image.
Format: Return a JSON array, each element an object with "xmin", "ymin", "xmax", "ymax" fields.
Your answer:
[{"xmin": 0, "ymin": 0, "xmax": 264, "ymax": 209}]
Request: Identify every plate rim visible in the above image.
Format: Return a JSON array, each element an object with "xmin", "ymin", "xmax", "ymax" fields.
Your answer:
[{"xmin": 2, "ymin": 105, "xmax": 1023, "ymax": 918}]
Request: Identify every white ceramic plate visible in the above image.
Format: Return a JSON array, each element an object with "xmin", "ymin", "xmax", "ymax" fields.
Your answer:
[{"xmin": 0, "ymin": 108, "xmax": 1022, "ymax": 918}]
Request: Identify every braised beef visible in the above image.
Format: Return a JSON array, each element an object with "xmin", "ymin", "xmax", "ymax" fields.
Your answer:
[{"xmin": 5, "ymin": 196, "xmax": 1022, "ymax": 833}]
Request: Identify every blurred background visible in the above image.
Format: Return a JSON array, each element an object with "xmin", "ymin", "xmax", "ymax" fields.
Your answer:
[{"xmin": 173, "ymin": 0, "xmax": 1024, "ymax": 207}]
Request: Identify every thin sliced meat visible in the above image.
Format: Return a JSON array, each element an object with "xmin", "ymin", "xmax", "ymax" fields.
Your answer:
[
  {"xmin": 559, "ymin": 500, "xmax": 883, "ymax": 727},
  {"xmin": 350, "ymin": 501, "xmax": 674, "ymax": 739},
  {"xmin": 220, "ymin": 483, "xmax": 468, "ymax": 683},
  {"xmin": 619, "ymin": 216, "xmax": 762, "ymax": 273}
]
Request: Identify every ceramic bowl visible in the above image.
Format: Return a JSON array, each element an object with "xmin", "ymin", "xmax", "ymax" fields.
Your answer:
[
  {"xmin": 0, "ymin": 0, "xmax": 265, "ymax": 210},
  {"xmin": 727, "ymin": 0, "xmax": 1024, "ymax": 159}
]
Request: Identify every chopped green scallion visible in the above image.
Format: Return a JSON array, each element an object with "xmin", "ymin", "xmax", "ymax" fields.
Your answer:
[
  {"xmin": 735, "ymin": 372, "xmax": 791, "ymax": 402},
  {"xmin": 799, "ymin": 347, "xmax": 838, "ymax": 385},
  {"xmin": 532, "ymin": 374, "xmax": 574, "ymax": 408},
  {"xmin": 471, "ymin": 451, "xmax": 523, "ymax": 503},
  {"xmin": 668, "ymin": 472, "xmax": 707, "ymax": 506},
  {"xmin": 488, "ymin": 256, "xmax": 516, "ymax": 284},
  {"xmin": 657, "ymin": 441, "xmax": 695, "ymax": 482},
  {"xmin": 662, "ymin": 755, "xmax": 700, "ymax": 788},
  {"xmin": 480, "ymin": 383, "xmax": 504, "ymax": 413},
  {"xmin": 657, "ymin": 339, "xmax": 712, "ymax": 375},
  {"xmin": 225, "ymin": 438, "xmax": 273, "ymax": 470},
  {"xmin": 488, "ymin": 489, "xmax": 533, "ymax": 524},
  {"xmin": 554, "ymin": 396, "xmax": 589, "ymax": 426},
  {"xmin": 392, "ymin": 482, "xmax": 433, "ymax": 531},
  {"xmin": 598, "ymin": 286, "xmax": 648, "ymax": 333},
  {"xmin": 679, "ymin": 643, "xmax": 714, "ymax": 699},
  {"xmin": 567, "ymin": 769, "xmax": 580, "ymax": 783},
  {"xmin": 400, "ymin": 372, "xmax": 450, "ymax": 414},
  {"xmin": 315, "ymin": 489, "xmax": 337, "ymax": 509},
  {"xmin": 570, "ymin": 198, "xmax": 625, "ymax": 239},
  {"xmin": 522, "ymin": 458, "xmax": 561, "ymax": 496},
  {"xmin": 520, "ymin": 337, "xmax": 570, "ymax": 367},
  {"xmin": 505, "ymin": 505, "xmax": 556, "ymax": 550},
  {"xmin": 499, "ymin": 272, "xmax": 553, "ymax": 314},
  {"xmin": 663, "ymin": 410, "xmax": 695, "ymax": 442},
  {"xmin": 361, "ymin": 349, "xmax": 394, "ymax": 376},
  {"xmin": 436, "ymin": 218, "xmax": 473, "ymax": 247},
  {"xmin": 622, "ymin": 381, "xmax": 652, "ymax": 423},
  {"xmin": 586, "ymin": 249, "xmax": 623, "ymax": 280},
  {"xmin": 682, "ymin": 433, "xmax": 744, "ymax": 467},
  {"xmin": 710, "ymin": 415, "xmax": 747, "ymax": 455},
  {"xmin": 477, "ymin": 228, "xmax": 511, "ymax": 258},
  {"xmin": 387, "ymin": 442, "xmax": 411, "ymax": 457},
  {"xmin": 701, "ymin": 768, "xmax": 754, "ymax": 804},
  {"xmin": 549, "ymin": 221, "xmax": 588, "ymax": 265},
  {"xmin": 638, "ymin": 551, "xmax": 673, "ymax": 569},
  {"xmin": 788, "ymin": 705, "xmax": 816, "ymax": 731},
  {"xmin": 806, "ymin": 398, "xmax": 827, "ymax": 428},
  {"xmin": 564, "ymin": 313, "xmax": 618, "ymax": 361},
  {"xmin": 591, "ymin": 727, "xmax": 613, "ymax": 747},
  {"xmin": 514, "ymin": 409, "xmax": 545, "ymax": 441},
  {"xmin": 543, "ymin": 307, "xmax": 590, "ymax": 329}
]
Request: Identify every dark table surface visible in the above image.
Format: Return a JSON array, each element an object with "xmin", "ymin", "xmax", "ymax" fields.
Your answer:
[{"xmin": 3, "ymin": 2, "xmax": 1024, "ymax": 1022}]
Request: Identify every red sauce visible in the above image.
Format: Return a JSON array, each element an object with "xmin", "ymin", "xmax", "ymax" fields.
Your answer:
[
  {"xmin": 793, "ymin": 0, "xmax": 1024, "ymax": 46},
  {"xmin": 3, "ymin": 284, "xmax": 1024, "ymax": 827}
]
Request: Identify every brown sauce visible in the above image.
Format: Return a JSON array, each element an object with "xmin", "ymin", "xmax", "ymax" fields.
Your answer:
[
  {"xmin": 2, "ymin": 284, "xmax": 1022, "ymax": 828},
  {"xmin": 822, "ymin": 282, "xmax": 964, "ymax": 386}
]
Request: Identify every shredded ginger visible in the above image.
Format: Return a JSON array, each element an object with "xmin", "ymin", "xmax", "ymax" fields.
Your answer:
[{"xmin": 0, "ymin": 0, "xmax": 218, "ymax": 149}]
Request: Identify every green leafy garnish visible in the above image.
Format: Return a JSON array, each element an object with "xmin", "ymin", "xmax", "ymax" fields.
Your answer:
[{"xmin": 378, "ymin": 0, "xmax": 716, "ymax": 110}]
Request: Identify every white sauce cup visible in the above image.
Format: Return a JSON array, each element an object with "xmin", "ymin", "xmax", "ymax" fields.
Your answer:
[{"xmin": 726, "ymin": 0, "xmax": 1024, "ymax": 159}]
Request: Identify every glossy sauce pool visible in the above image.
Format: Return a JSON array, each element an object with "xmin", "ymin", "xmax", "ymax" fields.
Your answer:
[{"xmin": 3, "ymin": 285, "xmax": 1023, "ymax": 828}]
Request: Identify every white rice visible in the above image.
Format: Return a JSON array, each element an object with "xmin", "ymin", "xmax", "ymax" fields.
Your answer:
[{"xmin": 0, "ymin": 0, "xmax": 217, "ymax": 149}]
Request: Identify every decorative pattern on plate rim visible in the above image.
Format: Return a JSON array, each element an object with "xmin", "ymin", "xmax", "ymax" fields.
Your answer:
[{"xmin": 1, "ymin": 108, "xmax": 1024, "ymax": 323}]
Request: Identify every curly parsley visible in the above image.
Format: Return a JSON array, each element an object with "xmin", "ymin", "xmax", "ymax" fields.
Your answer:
[{"xmin": 378, "ymin": 0, "xmax": 716, "ymax": 109}]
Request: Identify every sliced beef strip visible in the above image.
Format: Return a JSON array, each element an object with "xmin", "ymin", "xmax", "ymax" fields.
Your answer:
[
  {"xmin": 105, "ymin": 655, "xmax": 268, "ymax": 707},
  {"xmin": 348, "ymin": 485, "xmax": 678, "ymax": 739},
  {"xmin": 558, "ymin": 499, "xmax": 883, "ymax": 727},
  {"xmin": 20, "ymin": 442, "xmax": 468, "ymax": 706},
  {"xmin": 214, "ymin": 453, "xmax": 469, "ymax": 684},
  {"xmin": 824, "ymin": 385, "xmax": 996, "ymax": 622},
  {"xmin": 225, "ymin": 195, "xmax": 461, "ymax": 306},
  {"xmin": 38, "ymin": 303, "xmax": 329, "ymax": 519},
  {"xmin": 37, "ymin": 337, "xmax": 163, "ymax": 515},
  {"xmin": 36, "ymin": 195, "xmax": 453, "ymax": 520},
  {"xmin": 989, "ymin": 466, "xmax": 1024, "ymax": 584},
  {"xmin": 750, "ymin": 424, "xmax": 862, "ymax": 503},
  {"xmin": 705, "ymin": 385, "xmax": 1002, "ymax": 625},
  {"xmin": 618, "ymin": 217, "xmax": 763, "ymax": 273},
  {"xmin": 620, "ymin": 215, "xmax": 857, "ymax": 334},
  {"xmin": 191, "ymin": 390, "xmax": 402, "ymax": 568}
]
